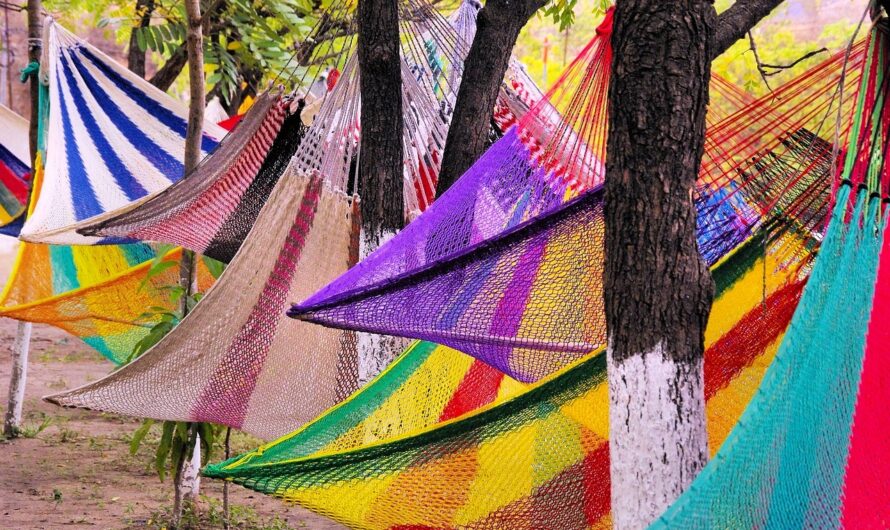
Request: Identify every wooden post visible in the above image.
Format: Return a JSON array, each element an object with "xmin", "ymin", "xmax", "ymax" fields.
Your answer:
[{"xmin": 4, "ymin": 0, "xmax": 40, "ymax": 440}]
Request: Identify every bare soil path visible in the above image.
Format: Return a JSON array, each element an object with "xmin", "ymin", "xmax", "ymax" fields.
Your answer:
[{"xmin": 0, "ymin": 317, "xmax": 346, "ymax": 529}]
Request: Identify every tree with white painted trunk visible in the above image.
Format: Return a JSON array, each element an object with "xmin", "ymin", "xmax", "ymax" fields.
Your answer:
[
  {"xmin": 355, "ymin": 0, "xmax": 405, "ymax": 382},
  {"xmin": 604, "ymin": 0, "xmax": 785, "ymax": 527},
  {"xmin": 3, "ymin": 0, "xmax": 40, "ymax": 440}
]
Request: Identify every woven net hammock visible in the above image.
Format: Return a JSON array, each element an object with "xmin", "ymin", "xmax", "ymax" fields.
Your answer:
[
  {"xmin": 73, "ymin": 0, "xmax": 537, "ymax": 256},
  {"xmin": 18, "ymin": 18, "xmax": 226, "ymax": 245},
  {"xmin": 43, "ymin": 0, "xmax": 547, "ymax": 436},
  {"xmin": 196, "ymin": 22, "xmax": 870, "ymax": 530},
  {"xmin": 0, "ymin": 104, "xmax": 31, "ymax": 234},
  {"xmin": 199, "ymin": 222, "xmax": 811, "ymax": 528},
  {"xmin": 652, "ymin": 26, "xmax": 890, "ymax": 528},
  {"xmin": 77, "ymin": 91, "xmax": 304, "ymax": 263},
  {"xmin": 289, "ymin": 13, "xmax": 864, "ymax": 382},
  {"xmin": 0, "ymin": 66, "xmax": 214, "ymax": 363}
]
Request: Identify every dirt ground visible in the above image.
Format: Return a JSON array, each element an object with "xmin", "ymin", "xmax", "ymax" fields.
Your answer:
[
  {"xmin": 0, "ymin": 236, "xmax": 346, "ymax": 529},
  {"xmin": 0, "ymin": 318, "xmax": 346, "ymax": 529}
]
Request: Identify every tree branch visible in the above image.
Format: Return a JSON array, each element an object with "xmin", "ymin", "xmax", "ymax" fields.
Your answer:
[
  {"xmin": 712, "ymin": 0, "xmax": 786, "ymax": 59},
  {"xmin": 760, "ymin": 47, "xmax": 828, "ymax": 71},
  {"xmin": 149, "ymin": 0, "xmax": 226, "ymax": 91},
  {"xmin": 747, "ymin": 31, "xmax": 772, "ymax": 92}
]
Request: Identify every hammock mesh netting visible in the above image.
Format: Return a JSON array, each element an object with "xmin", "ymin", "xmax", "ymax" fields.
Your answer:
[
  {"xmin": 652, "ymin": 27, "xmax": 890, "ymax": 527},
  {"xmin": 289, "ymin": 13, "xmax": 863, "ymax": 382},
  {"xmin": 0, "ymin": 104, "xmax": 31, "ymax": 233},
  {"xmin": 47, "ymin": 168, "xmax": 361, "ymax": 439},
  {"xmin": 45, "ymin": 0, "xmax": 504, "ymax": 438},
  {"xmin": 19, "ymin": 19, "xmax": 226, "ymax": 245},
  {"xmin": 46, "ymin": 7, "xmax": 711, "ymax": 433},
  {"xmin": 200, "ymin": 227, "xmax": 809, "ymax": 529},
  {"xmin": 0, "ymin": 31, "xmax": 214, "ymax": 363},
  {"xmin": 78, "ymin": 91, "xmax": 304, "ymax": 263},
  {"xmin": 74, "ymin": 0, "xmax": 539, "ymax": 257},
  {"xmin": 196, "ymin": 16, "xmax": 872, "ymax": 530}
]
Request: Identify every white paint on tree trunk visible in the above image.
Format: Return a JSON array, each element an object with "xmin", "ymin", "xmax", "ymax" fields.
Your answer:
[
  {"xmin": 356, "ymin": 226, "xmax": 405, "ymax": 384},
  {"xmin": 180, "ymin": 432, "xmax": 201, "ymax": 502},
  {"xmin": 4, "ymin": 321, "xmax": 32, "ymax": 437},
  {"xmin": 607, "ymin": 341, "xmax": 708, "ymax": 530}
]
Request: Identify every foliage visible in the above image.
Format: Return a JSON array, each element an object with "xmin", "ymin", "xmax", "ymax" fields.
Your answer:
[
  {"xmin": 125, "ymin": 0, "xmax": 317, "ymax": 104},
  {"xmin": 126, "ymin": 250, "xmax": 226, "ymax": 482},
  {"xmin": 542, "ymin": 0, "xmax": 609, "ymax": 31},
  {"xmin": 12, "ymin": 414, "xmax": 54, "ymax": 439},
  {"xmin": 144, "ymin": 495, "xmax": 299, "ymax": 529},
  {"xmin": 713, "ymin": 17, "xmax": 854, "ymax": 98}
]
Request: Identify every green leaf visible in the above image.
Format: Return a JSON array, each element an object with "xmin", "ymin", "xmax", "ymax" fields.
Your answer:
[
  {"xmin": 130, "ymin": 419, "xmax": 155, "ymax": 455},
  {"xmin": 155, "ymin": 421, "xmax": 175, "ymax": 481},
  {"xmin": 136, "ymin": 27, "xmax": 147, "ymax": 52}
]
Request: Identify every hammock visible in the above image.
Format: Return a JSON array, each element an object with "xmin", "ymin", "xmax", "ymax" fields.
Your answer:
[
  {"xmin": 0, "ymin": 104, "xmax": 31, "ymax": 234},
  {"xmin": 652, "ymin": 26, "xmax": 890, "ymax": 527},
  {"xmin": 38, "ymin": 7, "xmax": 710, "ymax": 435},
  {"xmin": 43, "ymin": 0, "xmax": 488, "ymax": 438},
  {"xmin": 197, "ymin": 26, "xmax": 876, "ymax": 530},
  {"xmin": 18, "ymin": 18, "xmax": 226, "ymax": 245},
  {"xmin": 76, "ymin": 91, "xmax": 303, "ymax": 263},
  {"xmin": 289, "ymin": 16, "xmax": 864, "ymax": 382},
  {"xmin": 0, "ymin": 58, "xmax": 214, "ymax": 363},
  {"xmin": 75, "ymin": 0, "xmax": 547, "ymax": 250},
  {"xmin": 199, "ymin": 224, "xmax": 810, "ymax": 529}
]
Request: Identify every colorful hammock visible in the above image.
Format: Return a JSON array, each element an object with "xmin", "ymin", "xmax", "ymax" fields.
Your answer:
[
  {"xmin": 46, "ymin": 167, "xmax": 360, "ymax": 439},
  {"xmin": 42, "ymin": 8, "xmax": 723, "ymax": 435},
  {"xmin": 289, "ymin": 17, "xmax": 864, "ymax": 382},
  {"xmin": 18, "ymin": 18, "xmax": 226, "ymax": 245},
  {"xmin": 42, "ymin": 0, "xmax": 545, "ymax": 436},
  {"xmin": 75, "ymin": 0, "xmax": 547, "ymax": 252},
  {"xmin": 199, "ymin": 220, "xmax": 810, "ymax": 529},
  {"xmin": 196, "ymin": 21, "xmax": 869, "ymax": 530},
  {"xmin": 652, "ymin": 26, "xmax": 890, "ymax": 527},
  {"xmin": 0, "ymin": 104, "xmax": 31, "ymax": 234},
  {"xmin": 0, "ymin": 49, "xmax": 213, "ymax": 363},
  {"xmin": 76, "ymin": 91, "xmax": 303, "ymax": 263}
]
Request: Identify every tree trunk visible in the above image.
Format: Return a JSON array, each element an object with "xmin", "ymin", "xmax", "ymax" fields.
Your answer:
[
  {"xmin": 604, "ymin": 1, "xmax": 716, "ymax": 527},
  {"xmin": 172, "ymin": 0, "xmax": 205, "ymax": 521},
  {"xmin": 127, "ymin": 0, "xmax": 155, "ymax": 77},
  {"xmin": 149, "ymin": 44, "xmax": 187, "ymax": 91},
  {"xmin": 355, "ymin": 0, "xmax": 404, "ymax": 381},
  {"xmin": 4, "ymin": 321, "xmax": 31, "ymax": 437},
  {"xmin": 4, "ymin": 0, "xmax": 41, "ymax": 440},
  {"xmin": 435, "ymin": 0, "xmax": 546, "ymax": 196}
]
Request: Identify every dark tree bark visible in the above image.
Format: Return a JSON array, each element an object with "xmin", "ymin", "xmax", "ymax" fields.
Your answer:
[
  {"xmin": 604, "ymin": 2, "xmax": 716, "ymax": 525},
  {"xmin": 149, "ymin": 40, "xmax": 188, "ymax": 90},
  {"xmin": 712, "ymin": 0, "xmax": 786, "ymax": 57},
  {"xmin": 357, "ymin": 0, "xmax": 403, "ymax": 242},
  {"xmin": 604, "ymin": 0, "xmax": 784, "ymax": 526},
  {"xmin": 355, "ymin": 0, "xmax": 405, "ymax": 381},
  {"xmin": 127, "ymin": 0, "xmax": 155, "ymax": 77},
  {"xmin": 26, "ymin": 0, "xmax": 40, "ymax": 165},
  {"xmin": 435, "ymin": 0, "xmax": 546, "ymax": 196}
]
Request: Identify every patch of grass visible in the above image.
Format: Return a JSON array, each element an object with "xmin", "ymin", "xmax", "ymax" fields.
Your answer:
[
  {"xmin": 18, "ymin": 414, "xmax": 53, "ymax": 439},
  {"xmin": 57, "ymin": 427, "xmax": 79, "ymax": 443},
  {"xmin": 137, "ymin": 496, "xmax": 298, "ymax": 529},
  {"xmin": 47, "ymin": 377, "xmax": 68, "ymax": 390}
]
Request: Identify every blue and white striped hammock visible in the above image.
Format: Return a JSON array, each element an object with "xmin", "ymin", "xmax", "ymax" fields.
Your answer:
[{"xmin": 19, "ymin": 19, "xmax": 226, "ymax": 245}]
